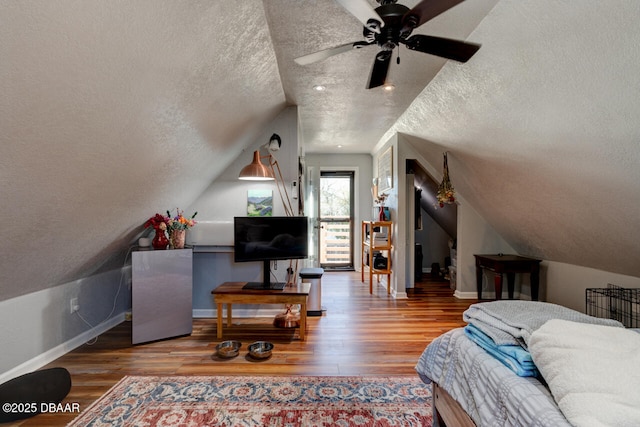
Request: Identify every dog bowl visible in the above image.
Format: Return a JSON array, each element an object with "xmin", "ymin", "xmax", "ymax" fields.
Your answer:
[
  {"xmin": 216, "ymin": 340, "xmax": 242, "ymax": 358},
  {"xmin": 248, "ymin": 341, "xmax": 274, "ymax": 359}
]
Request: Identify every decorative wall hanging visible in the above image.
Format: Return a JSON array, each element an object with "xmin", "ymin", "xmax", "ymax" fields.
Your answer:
[
  {"xmin": 247, "ymin": 189, "xmax": 273, "ymax": 217},
  {"xmin": 436, "ymin": 152, "xmax": 456, "ymax": 208},
  {"xmin": 377, "ymin": 146, "xmax": 393, "ymax": 193}
]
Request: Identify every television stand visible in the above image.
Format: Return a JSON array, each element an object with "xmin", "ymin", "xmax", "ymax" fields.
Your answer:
[
  {"xmin": 242, "ymin": 281, "xmax": 286, "ymax": 290},
  {"xmin": 241, "ymin": 260, "xmax": 286, "ymax": 290},
  {"xmin": 212, "ymin": 282, "xmax": 311, "ymax": 340}
]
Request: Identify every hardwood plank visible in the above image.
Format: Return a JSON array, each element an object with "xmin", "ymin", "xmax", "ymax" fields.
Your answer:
[{"xmin": 11, "ymin": 272, "xmax": 477, "ymax": 426}]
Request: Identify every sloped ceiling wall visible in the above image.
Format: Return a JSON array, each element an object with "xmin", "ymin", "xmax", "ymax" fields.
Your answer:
[
  {"xmin": 0, "ymin": 0, "xmax": 286, "ymax": 301},
  {"xmin": 390, "ymin": 1, "xmax": 640, "ymax": 277}
]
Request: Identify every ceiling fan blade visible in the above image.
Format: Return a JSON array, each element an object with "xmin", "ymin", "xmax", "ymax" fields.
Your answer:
[
  {"xmin": 295, "ymin": 41, "xmax": 368, "ymax": 66},
  {"xmin": 367, "ymin": 51, "xmax": 392, "ymax": 89},
  {"xmin": 403, "ymin": 34, "xmax": 480, "ymax": 63},
  {"xmin": 335, "ymin": 0, "xmax": 384, "ymax": 33},
  {"xmin": 402, "ymin": 0, "xmax": 465, "ymax": 30}
]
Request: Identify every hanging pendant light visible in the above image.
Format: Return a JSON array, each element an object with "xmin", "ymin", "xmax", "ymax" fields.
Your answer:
[
  {"xmin": 436, "ymin": 152, "xmax": 455, "ymax": 208},
  {"xmin": 238, "ymin": 150, "xmax": 274, "ymax": 181}
]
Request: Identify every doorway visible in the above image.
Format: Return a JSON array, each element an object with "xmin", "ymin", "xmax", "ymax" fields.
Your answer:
[
  {"xmin": 407, "ymin": 159, "xmax": 457, "ymax": 289},
  {"xmin": 319, "ymin": 171, "xmax": 355, "ymax": 270}
]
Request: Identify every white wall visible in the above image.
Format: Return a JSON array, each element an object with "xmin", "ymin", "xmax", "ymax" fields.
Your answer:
[
  {"xmin": 415, "ymin": 210, "xmax": 452, "ymax": 271},
  {"xmin": 455, "ymin": 200, "xmax": 515, "ymax": 298},
  {"xmin": 394, "ymin": 135, "xmax": 515, "ymax": 298},
  {"xmin": 303, "ymin": 153, "xmax": 373, "ymax": 272},
  {"xmin": 376, "ymin": 134, "xmax": 640, "ymax": 314},
  {"xmin": 0, "ymin": 267, "xmax": 129, "ymax": 382},
  {"xmin": 544, "ymin": 261, "xmax": 640, "ymax": 313},
  {"xmin": 373, "ymin": 135, "xmax": 402, "ymax": 296},
  {"xmin": 0, "ymin": 108, "xmax": 299, "ymax": 380},
  {"xmin": 448, "ymin": 190, "xmax": 640, "ymax": 306},
  {"xmin": 189, "ymin": 107, "xmax": 300, "ymax": 221},
  {"xmin": 187, "ymin": 107, "xmax": 301, "ymax": 313}
]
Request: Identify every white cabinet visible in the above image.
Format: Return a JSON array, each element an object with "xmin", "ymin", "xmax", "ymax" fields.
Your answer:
[{"xmin": 131, "ymin": 249, "xmax": 193, "ymax": 344}]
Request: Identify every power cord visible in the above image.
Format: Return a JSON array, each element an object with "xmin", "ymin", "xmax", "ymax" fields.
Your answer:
[{"xmin": 74, "ymin": 244, "xmax": 137, "ymax": 345}]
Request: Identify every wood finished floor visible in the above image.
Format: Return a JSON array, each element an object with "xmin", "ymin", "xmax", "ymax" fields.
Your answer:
[{"xmin": 15, "ymin": 271, "xmax": 478, "ymax": 426}]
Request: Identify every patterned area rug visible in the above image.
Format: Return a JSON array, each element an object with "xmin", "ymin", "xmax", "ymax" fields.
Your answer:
[{"xmin": 68, "ymin": 375, "xmax": 432, "ymax": 426}]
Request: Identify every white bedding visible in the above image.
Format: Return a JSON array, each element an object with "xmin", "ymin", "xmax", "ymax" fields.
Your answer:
[
  {"xmin": 529, "ymin": 320, "xmax": 640, "ymax": 427},
  {"xmin": 416, "ymin": 328, "xmax": 571, "ymax": 427}
]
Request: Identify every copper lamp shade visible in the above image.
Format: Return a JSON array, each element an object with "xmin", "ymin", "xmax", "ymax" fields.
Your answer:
[{"xmin": 238, "ymin": 150, "xmax": 274, "ymax": 181}]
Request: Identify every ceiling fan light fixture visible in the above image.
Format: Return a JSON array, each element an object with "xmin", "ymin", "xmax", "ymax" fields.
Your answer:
[
  {"xmin": 238, "ymin": 150, "xmax": 274, "ymax": 181},
  {"xmin": 295, "ymin": 0, "xmax": 481, "ymax": 90}
]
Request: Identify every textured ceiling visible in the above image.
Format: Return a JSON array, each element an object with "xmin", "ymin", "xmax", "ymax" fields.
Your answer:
[
  {"xmin": 264, "ymin": 0, "xmax": 498, "ymax": 153},
  {"xmin": 1, "ymin": 0, "xmax": 640, "ymax": 303}
]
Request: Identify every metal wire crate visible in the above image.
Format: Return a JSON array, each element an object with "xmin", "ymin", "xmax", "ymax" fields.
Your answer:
[{"xmin": 586, "ymin": 284, "xmax": 640, "ymax": 328}]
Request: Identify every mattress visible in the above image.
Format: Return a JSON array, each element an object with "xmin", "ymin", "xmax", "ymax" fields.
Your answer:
[{"xmin": 415, "ymin": 328, "xmax": 571, "ymax": 427}]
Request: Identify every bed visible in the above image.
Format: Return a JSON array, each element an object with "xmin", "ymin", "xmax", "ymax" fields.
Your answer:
[{"xmin": 415, "ymin": 301, "xmax": 640, "ymax": 427}]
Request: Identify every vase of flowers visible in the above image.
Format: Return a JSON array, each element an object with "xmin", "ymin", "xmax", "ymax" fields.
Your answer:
[
  {"xmin": 166, "ymin": 209, "xmax": 197, "ymax": 249},
  {"xmin": 144, "ymin": 213, "xmax": 169, "ymax": 250},
  {"xmin": 170, "ymin": 229, "xmax": 186, "ymax": 249}
]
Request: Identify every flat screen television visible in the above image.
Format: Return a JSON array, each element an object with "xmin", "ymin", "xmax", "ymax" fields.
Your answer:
[{"xmin": 234, "ymin": 216, "xmax": 309, "ymax": 290}]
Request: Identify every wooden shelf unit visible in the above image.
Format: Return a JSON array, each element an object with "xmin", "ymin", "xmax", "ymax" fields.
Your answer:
[{"xmin": 361, "ymin": 220, "xmax": 393, "ymax": 294}]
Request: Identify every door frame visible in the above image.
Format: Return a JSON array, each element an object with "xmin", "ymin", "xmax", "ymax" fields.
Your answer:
[
  {"xmin": 315, "ymin": 166, "xmax": 360, "ymax": 270},
  {"xmin": 319, "ymin": 170, "xmax": 356, "ymax": 270}
]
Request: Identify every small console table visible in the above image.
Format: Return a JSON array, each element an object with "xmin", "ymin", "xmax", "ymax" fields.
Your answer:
[
  {"xmin": 474, "ymin": 254, "xmax": 542, "ymax": 301},
  {"xmin": 211, "ymin": 282, "xmax": 310, "ymax": 340}
]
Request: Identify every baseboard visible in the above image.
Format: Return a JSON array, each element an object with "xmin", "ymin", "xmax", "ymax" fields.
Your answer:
[
  {"xmin": 393, "ymin": 291, "xmax": 408, "ymax": 299},
  {"xmin": 0, "ymin": 313, "xmax": 125, "ymax": 385},
  {"xmin": 453, "ymin": 290, "xmax": 480, "ymax": 299}
]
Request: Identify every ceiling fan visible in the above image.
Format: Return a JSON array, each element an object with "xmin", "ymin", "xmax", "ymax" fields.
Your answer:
[{"xmin": 294, "ymin": 0, "xmax": 481, "ymax": 89}]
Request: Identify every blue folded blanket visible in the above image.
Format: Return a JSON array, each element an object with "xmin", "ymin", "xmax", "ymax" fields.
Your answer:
[
  {"xmin": 464, "ymin": 324, "xmax": 538, "ymax": 377},
  {"xmin": 462, "ymin": 301, "xmax": 623, "ymax": 348}
]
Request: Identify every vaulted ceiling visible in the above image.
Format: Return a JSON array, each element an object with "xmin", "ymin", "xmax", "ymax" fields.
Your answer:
[{"xmin": 2, "ymin": 0, "xmax": 639, "ymax": 302}]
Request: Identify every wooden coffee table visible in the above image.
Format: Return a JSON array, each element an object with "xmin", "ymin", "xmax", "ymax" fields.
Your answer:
[{"xmin": 211, "ymin": 282, "xmax": 311, "ymax": 340}]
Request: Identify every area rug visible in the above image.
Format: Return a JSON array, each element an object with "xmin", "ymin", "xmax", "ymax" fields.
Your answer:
[{"xmin": 67, "ymin": 375, "xmax": 432, "ymax": 426}]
